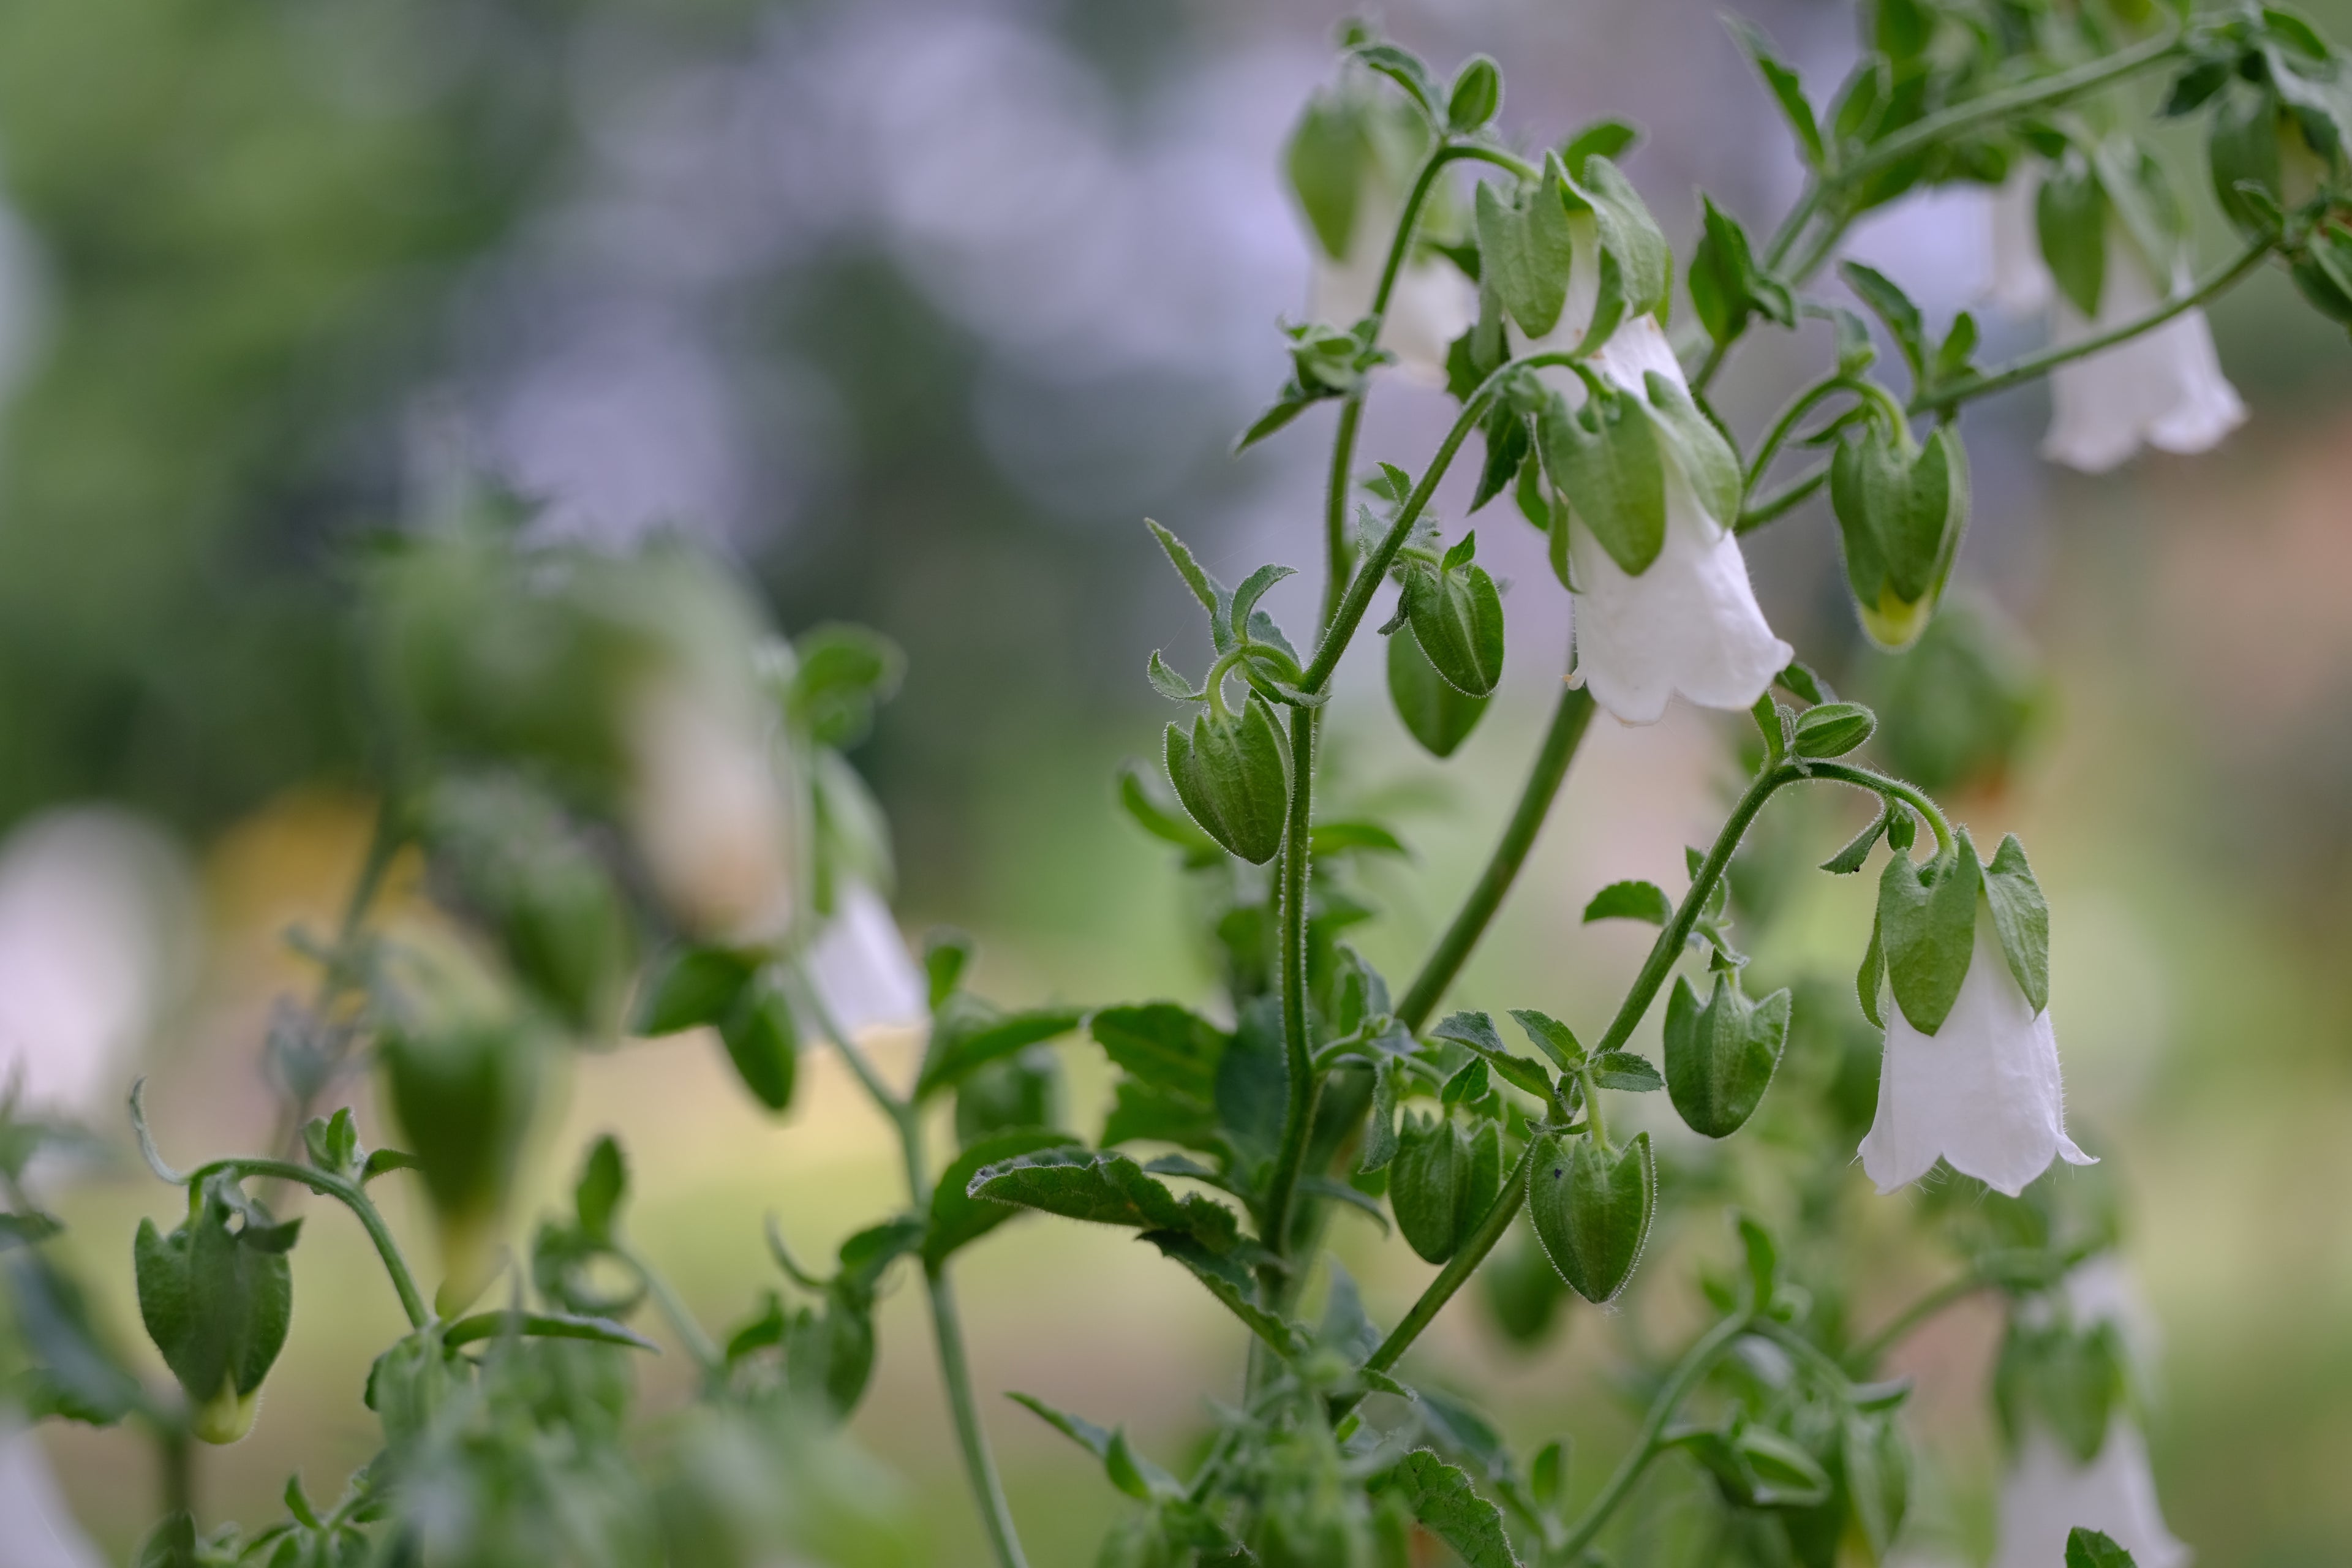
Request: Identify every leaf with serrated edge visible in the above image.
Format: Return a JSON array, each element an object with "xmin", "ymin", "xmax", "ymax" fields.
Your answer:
[{"xmin": 1382, "ymin": 1450, "xmax": 1521, "ymax": 1568}]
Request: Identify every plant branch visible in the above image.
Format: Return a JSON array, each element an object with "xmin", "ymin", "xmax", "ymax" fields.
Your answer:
[
  {"xmin": 1259, "ymin": 704, "xmax": 1322, "ymax": 1276},
  {"xmin": 1736, "ymin": 464, "xmax": 1830, "ymax": 533},
  {"xmin": 1847, "ymin": 1270, "xmax": 1992, "ymax": 1370},
  {"xmin": 1799, "ymin": 761, "xmax": 1956, "ymax": 856},
  {"xmin": 1558, "ymin": 1309, "xmax": 1756, "ymax": 1557},
  {"xmin": 618, "ymin": 1243, "xmax": 723, "ymax": 1381},
  {"xmin": 1913, "ymin": 237, "xmax": 2272, "ymax": 415},
  {"xmin": 1397, "ymin": 675, "xmax": 1596, "ymax": 1031},
  {"xmin": 179, "ymin": 1156, "xmax": 428, "ymax": 1329}
]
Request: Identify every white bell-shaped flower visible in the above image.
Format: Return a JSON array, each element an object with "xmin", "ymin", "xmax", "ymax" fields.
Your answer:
[
  {"xmin": 1307, "ymin": 183, "xmax": 1475, "ymax": 386},
  {"xmin": 624, "ymin": 671, "xmax": 798, "ymax": 946},
  {"xmin": 1981, "ymin": 172, "xmax": 2244, "ymax": 473},
  {"xmin": 1859, "ymin": 920, "xmax": 2095, "ymax": 1196},
  {"xmin": 1515, "ymin": 250, "xmax": 1790, "ymax": 725},
  {"xmin": 1993, "ymin": 1423, "xmax": 2190, "ymax": 1568},
  {"xmin": 0, "ymin": 1422, "xmax": 104, "ymax": 1568},
  {"xmin": 808, "ymin": 881, "xmax": 930, "ymax": 1038}
]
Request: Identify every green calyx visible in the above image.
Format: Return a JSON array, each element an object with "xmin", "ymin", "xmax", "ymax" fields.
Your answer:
[
  {"xmin": 1389, "ymin": 1111, "xmax": 1501, "ymax": 1264},
  {"xmin": 1864, "ymin": 827, "xmax": 2050, "ymax": 1035},
  {"xmin": 133, "ymin": 1174, "xmax": 299, "ymax": 1444},
  {"xmin": 1164, "ymin": 693, "xmax": 1293, "ymax": 866},
  {"xmin": 1398, "ymin": 535, "xmax": 1505, "ymax": 698},
  {"xmin": 1528, "ymin": 1127, "xmax": 1655, "ymax": 1305},
  {"xmin": 1830, "ymin": 418, "xmax": 1967, "ymax": 650},
  {"xmin": 1663, "ymin": 973, "xmax": 1792, "ymax": 1139}
]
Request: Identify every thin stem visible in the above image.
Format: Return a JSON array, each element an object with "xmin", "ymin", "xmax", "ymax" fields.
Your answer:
[
  {"xmin": 184, "ymin": 1158, "xmax": 428, "ymax": 1329},
  {"xmin": 1342, "ymin": 1137, "xmax": 1542, "ymax": 1406},
  {"xmin": 158, "ymin": 1420, "xmax": 192, "ymax": 1522},
  {"xmin": 1558, "ymin": 1310, "xmax": 1755, "ymax": 1558},
  {"xmin": 1259, "ymin": 703, "xmax": 1321, "ymax": 1273},
  {"xmin": 1914, "ymin": 237, "xmax": 2272, "ymax": 415},
  {"xmin": 1591, "ymin": 764, "xmax": 1790, "ymax": 1058},
  {"xmin": 1396, "ymin": 677, "xmax": 1596, "ymax": 1031},
  {"xmin": 1321, "ymin": 396, "xmax": 1366, "ymax": 631},
  {"xmin": 1847, "ymin": 1271, "xmax": 1991, "ymax": 1370},
  {"xmin": 794, "ymin": 960, "xmax": 1028, "ymax": 1568},
  {"xmin": 1736, "ymin": 464, "xmax": 1830, "ymax": 533},
  {"xmin": 1744, "ymin": 379, "xmax": 1853, "ymax": 492},
  {"xmin": 619, "ymin": 1243, "xmax": 723, "ymax": 1381},
  {"xmin": 1801, "ymin": 761, "xmax": 1956, "ymax": 857}
]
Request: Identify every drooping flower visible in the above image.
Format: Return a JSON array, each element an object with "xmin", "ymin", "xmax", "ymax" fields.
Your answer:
[
  {"xmin": 1992, "ymin": 1423, "xmax": 2190, "ymax": 1568},
  {"xmin": 1860, "ymin": 919, "xmax": 2095, "ymax": 1197},
  {"xmin": 1287, "ymin": 88, "xmax": 1474, "ymax": 384},
  {"xmin": 1520, "ymin": 301, "xmax": 1790, "ymax": 725},
  {"xmin": 807, "ymin": 881, "xmax": 930, "ymax": 1038},
  {"xmin": 1985, "ymin": 167, "xmax": 2244, "ymax": 473},
  {"xmin": 623, "ymin": 671, "xmax": 799, "ymax": 946}
]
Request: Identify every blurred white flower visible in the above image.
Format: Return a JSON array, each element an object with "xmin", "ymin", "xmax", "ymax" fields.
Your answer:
[
  {"xmin": 1305, "ymin": 182, "xmax": 1475, "ymax": 385},
  {"xmin": 808, "ymin": 882, "xmax": 928, "ymax": 1038},
  {"xmin": 1983, "ymin": 172, "xmax": 2244, "ymax": 473},
  {"xmin": 0, "ymin": 808, "xmax": 195, "ymax": 1120},
  {"xmin": 0, "ymin": 1422, "xmax": 104, "ymax": 1568},
  {"xmin": 1518, "ymin": 290, "xmax": 1790, "ymax": 725},
  {"xmin": 1860, "ymin": 921, "xmax": 2095, "ymax": 1196},
  {"xmin": 624, "ymin": 675, "xmax": 798, "ymax": 946},
  {"xmin": 1994, "ymin": 1423, "xmax": 2190, "ymax": 1568}
]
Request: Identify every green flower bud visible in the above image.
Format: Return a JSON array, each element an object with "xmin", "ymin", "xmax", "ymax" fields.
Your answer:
[
  {"xmin": 378, "ymin": 938, "xmax": 547, "ymax": 1310},
  {"xmin": 1529, "ymin": 1129, "xmax": 1655, "ymax": 1304},
  {"xmin": 1662, "ymin": 973, "xmax": 1792, "ymax": 1138},
  {"xmin": 1389, "ymin": 1112, "xmax": 1500, "ymax": 1265},
  {"xmin": 1163, "ymin": 693, "xmax": 1292, "ymax": 865},
  {"xmin": 1830, "ymin": 421, "xmax": 1968, "ymax": 650},
  {"xmin": 1385, "ymin": 619, "xmax": 1490, "ymax": 758},
  {"xmin": 132, "ymin": 1175, "xmax": 298, "ymax": 1445},
  {"xmin": 1399, "ymin": 552, "xmax": 1505, "ymax": 698}
]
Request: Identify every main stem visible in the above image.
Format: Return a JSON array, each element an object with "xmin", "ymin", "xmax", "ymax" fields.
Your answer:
[
  {"xmin": 1395, "ymin": 677, "xmax": 1596, "ymax": 1031},
  {"xmin": 1351, "ymin": 1139, "xmax": 1540, "ymax": 1398},
  {"xmin": 801, "ymin": 972, "xmax": 1029, "ymax": 1568},
  {"xmin": 1259, "ymin": 703, "xmax": 1321, "ymax": 1283}
]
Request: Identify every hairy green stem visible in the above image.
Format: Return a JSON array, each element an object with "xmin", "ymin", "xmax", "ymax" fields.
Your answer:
[
  {"xmin": 1736, "ymin": 464, "xmax": 1830, "ymax": 533},
  {"xmin": 1321, "ymin": 396, "xmax": 1366, "ymax": 631},
  {"xmin": 1558, "ymin": 1310, "xmax": 1755, "ymax": 1557},
  {"xmin": 1335, "ymin": 1138, "xmax": 1542, "ymax": 1414},
  {"xmin": 797, "ymin": 968, "xmax": 1030, "ymax": 1568},
  {"xmin": 1260, "ymin": 704, "xmax": 1322, "ymax": 1279},
  {"xmin": 1801, "ymin": 760, "xmax": 1956, "ymax": 856},
  {"xmin": 1744, "ymin": 378, "xmax": 1861, "ymax": 494},
  {"xmin": 1914, "ymin": 237, "xmax": 2273, "ymax": 415},
  {"xmin": 1396, "ymin": 677, "xmax": 1596, "ymax": 1032},
  {"xmin": 183, "ymin": 1156, "xmax": 429, "ymax": 1329},
  {"xmin": 1592, "ymin": 764, "xmax": 1790, "ymax": 1058}
]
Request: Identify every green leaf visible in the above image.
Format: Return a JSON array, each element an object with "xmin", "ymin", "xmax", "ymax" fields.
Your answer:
[
  {"xmin": 919, "ymin": 998, "xmax": 1087, "ymax": 1096},
  {"xmin": 633, "ymin": 945, "xmax": 755, "ymax": 1036},
  {"xmin": 1147, "ymin": 650, "xmax": 1197, "ymax": 703},
  {"xmin": 1446, "ymin": 55, "xmax": 1502, "ymax": 132},
  {"xmin": 966, "ymin": 1148, "xmax": 1240, "ymax": 1252},
  {"xmin": 1729, "ymin": 20, "xmax": 1824, "ymax": 168},
  {"xmin": 1590, "ymin": 1050, "xmax": 1664, "ymax": 1093},
  {"xmin": 575, "ymin": 1134, "xmax": 627, "ymax": 1243},
  {"xmin": 1875, "ymin": 834, "xmax": 1983, "ymax": 1035},
  {"xmin": 1689, "ymin": 197, "xmax": 1794, "ymax": 347},
  {"xmin": 303, "ymin": 1108, "xmax": 361, "ymax": 1178},
  {"xmin": 924, "ymin": 929, "xmax": 975, "ymax": 1009},
  {"xmin": 1354, "ymin": 42, "xmax": 1441, "ymax": 121},
  {"xmin": 1792, "ymin": 702, "xmax": 1877, "ymax": 758},
  {"xmin": 0, "ymin": 1211, "xmax": 63, "ymax": 1250},
  {"xmin": 1507, "ymin": 1009, "xmax": 1583, "ymax": 1069},
  {"xmin": 2037, "ymin": 154, "xmax": 2109, "ymax": 318},
  {"xmin": 1237, "ymin": 391, "xmax": 1322, "ymax": 452},
  {"xmin": 1312, "ymin": 819, "xmax": 1409, "ymax": 858},
  {"xmin": 1981, "ymin": 834, "xmax": 2051, "ymax": 1014},
  {"xmin": 1573, "ymin": 157, "xmax": 1671, "ymax": 321},
  {"xmin": 1381, "ymin": 1450, "xmax": 1521, "ymax": 1568},
  {"xmin": 1642, "ymin": 371, "xmax": 1744, "ymax": 527},
  {"xmin": 925, "ymin": 1129, "xmax": 1082, "ymax": 1267},
  {"xmin": 1559, "ymin": 118, "xmax": 1639, "ymax": 175},
  {"xmin": 440, "ymin": 1309, "xmax": 658, "ymax": 1352},
  {"xmin": 360, "ymin": 1148, "xmax": 421, "ymax": 1183},
  {"xmin": 2067, "ymin": 1528, "xmax": 2139, "ymax": 1568},
  {"xmin": 1146, "ymin": 1231, "xmax": 1304, "ymax": 1355},
  {"xmin": 1229, "ymin": 564, "xmax": 1296, "ymax": 643},
  {"xmin": 1583, "ymin": 880, "xmax": 1672, "ymax": 925},
  {"xmin": 1822, "ymin": 801, "xmax": 1894, "ymax": 875},
  {"xmin": 1858, "ymin": 899, "xmax": 1887, "ymax": 1030},
  {"xmin": 1117, "ymin": 761, "xmax": 1221, "ymax": 865},
  {"xmin": 1476, "ymin": 175, "xmax": 1576, "ymax": 343},
  {"xmin": 1361, "ymin": 1058, "xmax": 1401, "ymax": 1174},
  {"xmin": 718, "ymin": 972, "xmax": 799, "ymax": 1113},
  {"xmin": 1286, "ymin": 94, "xmax": 1365, "ymax": 259},
  {"xmin": 1536, "ymin": 384, "xmax": 1667, "ymax": 576},
  {"xmin": 1839, "ymin": 262, "xmax": 1926, "ymax": 381},
  {"xmin": 1146, "ymin": 518, "xmax": 1224, "ymax": 621},
  {"xmin": 1387, "ymin": 621, "xmax": 1491, "ymax": 758},
  {"xmin": 1090, "ymin": 1003, "xmax": 1229, "ymax": 1106},
  {"xmin": 788, "ymin": 624, "xmax": 905, "ymax": 749}
]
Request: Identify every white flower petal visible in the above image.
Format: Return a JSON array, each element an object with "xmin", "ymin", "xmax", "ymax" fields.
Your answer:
[
  {"xmin": 2043, "ymin": 225, "xmax": 2244, "ymax": 473},
  {"xmin": 1994, "ymin": 1424, "xmax": 2190, "ymax": 1568},
  {"xmin": 809, "ymin": 882, "xmax": 929, "ymax": 1037},
  {"xmin": 1988, "ymin": 165, "xmax": 2053, "ymax": 317},
  {"xmin": 1566, "ymin": 466, "xmax": 1792, "ymax": 725},
  {"xmin": 625, "ymin": 674, "xmax": 797, "ymax": 944},
  {"xmin": 0, "ymin": 1422, "xmax": 105, "ymax": 1568},
  {"xmin": 1306, "ymin": 189, "xmax": 1474, "ymax": 386},
  {"xmin": 1860, "ymin": 922, "xmax": 2095, "ymax": 1196}
]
